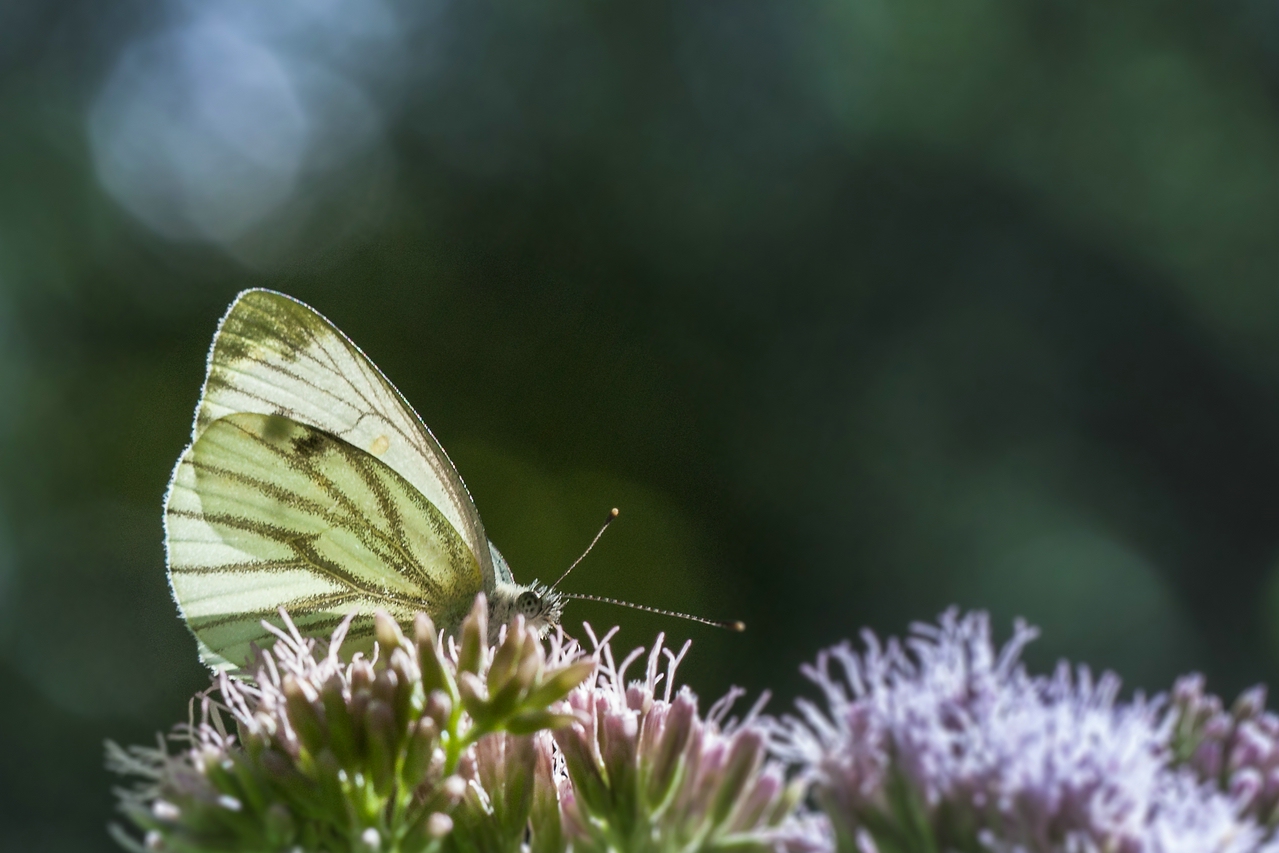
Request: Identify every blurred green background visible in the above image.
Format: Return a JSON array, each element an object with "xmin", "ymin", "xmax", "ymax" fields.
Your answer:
[{"xmin": 3, "ymin": 0, "xmax": 1279, "ymax": 848}]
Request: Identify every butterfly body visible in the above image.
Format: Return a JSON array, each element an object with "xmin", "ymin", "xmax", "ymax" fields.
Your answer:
[{"xmin": 165, "ymin": 289, "xmax": 560, "ymax": 671}]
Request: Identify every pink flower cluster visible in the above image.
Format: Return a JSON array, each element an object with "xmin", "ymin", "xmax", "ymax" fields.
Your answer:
[
  {"xmin": 545, "ymin": 626, "xmax": 825, "ymax": 853},
  {"xmin": 770, "ymin": 610, "xmax": 1279, "ymax": 853}
]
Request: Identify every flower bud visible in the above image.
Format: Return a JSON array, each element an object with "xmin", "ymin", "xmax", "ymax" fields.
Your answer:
[
  {"xmin": 374, "ymin": 610, "xmax": 406, "ymax": 654},
  {"xmin": 458, "ymin": 595, "xmax": 487, "ymax": 676},
  {"xmin": 488, "ymin": 616, "xmax": 526, "ymax": 693},
  {"xmin": 320, "ymin": 673, "xmax": 359, "ymax": 769},
  {"xmin": 388, "ymin": 648, "xmax": 416, "ymax": 730},
  {"xmin": 487, "ymin": 667, "xmax": 532, "ymax": 721},
  {"xmin": 350, "ymin": 658, "xmax": 375, "ymax": 694},
  {"xmin": 1194, "ymin": 740, "xmax": 1225, "ymax": 779},
  {"xmin": 403, "ymin": 718, "xmax": 440, "ymax": 785},
  {"xmin": 1204, "ymin": 715, "xmax": 1232, "ymax": 740},
  {"xmin": 767, "ymin": 776, "xmax": 809, "ymax": 827},
  {"xmin": 1235, "ymin": 686, "xmax": 1268, "ymax": 721},
  {"xmin": 458, "ymin": 671, "xmax": 488, "ymax": 722},
  {"xmin": 282, "ymin": 675, "xmax": 326, "ymax": 755},
  {"xmin": 727, "ymin": 763, "xmax": 782, "ymax": 832},
  {"xmin": 476, "ymin": 733, "xmax": 538, "ymax": 841},
  {"xmin": 441, "ymin": 774, "xmax": 468, "ymax": 803},
  {"xmin": 372, "ymin": 667, "xmax": 399, "ymax": 707},
  {"xmin": 427, "ymin": 812, "xmax": 453, "ymax": 838},
  {"xmin": 515, "ymin": 637, "xmax": 544, "ymax": 687},
  {"xmin": 707, "ymin": 729, "xmax": 764, "ymax": 829},
  {"xmin": 415, "ymin": 613, "xmax": 449, "ymax": 697},
  {"xmin": 1173, "ymin": 673, "xmax": 1206, "ymax": 706},
  {"xmin": 645, "ymin": 691, "xmax": 696, "ymax": 809},
  {"xmin": 373, "ymin": 666, "xmax": 411, "ymax": 746},
  {"xmin": 365, "ymin": 700, "xmax": 397, "ymax": 795},
  {"xmin": 1231, "ymin": 767, "xmax": 1263, "ymax": 808},
  {"xmin": 554, "ymin": 723, "xmax": 610, "ymax": 816},
  {"xmin": 425, "ymin": 689, "xmax": 453, "ymax": 731},
  {"xmin": 601, "ymin": 711, "xmax": 638, "ymax": 787},
  {"xmin": 530, "ymin": 734, "xmax": 564, "ymax": 853},
  {"xmin": 403, "ymin": 791, "xmax": 460, "ymax": 850},
  {"xmin": 411, "ymin": 774, "xmax": 468, "ymax": 831},
  {"xmin": 525, "ymin": 659, "xmax": 596, "ymax": 709}
]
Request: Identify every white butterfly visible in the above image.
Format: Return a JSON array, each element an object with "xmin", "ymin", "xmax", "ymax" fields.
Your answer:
[{"xmin": 164, "ymin": 289, "xmax": 562, "ymax": 671}]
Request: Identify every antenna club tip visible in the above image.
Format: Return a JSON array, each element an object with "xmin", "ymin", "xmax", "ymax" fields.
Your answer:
[
  {"xmin": 608, "ymin": 507, "xmax": 620, "ymax": 519},
  {"xmin": 729, "ymin": 621, "xmax": 746, "ymax": 632}
]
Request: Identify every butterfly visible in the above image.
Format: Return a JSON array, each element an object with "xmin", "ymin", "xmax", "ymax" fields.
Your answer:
[{"xmin": 164, "ymin": 289, "xmax": 563, "ymax": 672}]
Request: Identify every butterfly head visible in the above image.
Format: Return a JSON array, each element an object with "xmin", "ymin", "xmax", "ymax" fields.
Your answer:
[{"xmin": 491, "ymin": 580, "xmax": 564, "ymax": 639}]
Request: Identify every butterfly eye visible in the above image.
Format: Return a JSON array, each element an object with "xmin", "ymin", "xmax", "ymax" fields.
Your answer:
[{"xmin": 515, "ymin": 590, "xmax": 541, "ymax": 618}]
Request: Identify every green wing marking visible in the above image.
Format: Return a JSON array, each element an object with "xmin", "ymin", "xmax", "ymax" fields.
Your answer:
[
  {"xmin": 190, "ymin": 289, "xmax": 494, "ymax": 588},
  {"xmin": 166, "ymin": 412, "xmax": 483, "ymax": 671}
]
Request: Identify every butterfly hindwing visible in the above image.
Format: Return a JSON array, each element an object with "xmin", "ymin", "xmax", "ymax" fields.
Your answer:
[
  {"xmin": 190, "ymin": 289, "xmax": 494, "ymax": 587},
  {"xmin": 166, "ymin": 411, "xmax": 484, "ymax": 670}
]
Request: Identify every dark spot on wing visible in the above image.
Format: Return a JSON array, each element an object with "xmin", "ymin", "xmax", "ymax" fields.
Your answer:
[
  {"xmin": 262, "ymin": 413, "xmax": 295, "ymax": 442},
  {"xmin": 291, "ymin": 429, "xmax": 326, "ymax": 458}
]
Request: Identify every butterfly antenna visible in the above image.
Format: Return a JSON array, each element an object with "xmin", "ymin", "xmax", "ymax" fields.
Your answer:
[
  {"xmin": 564, "ymin": 592, "xmax": 746, "ymax": 632},
  {"xmin": 550, "ymin": 507, "xmax": 620, "ymax": 590}
]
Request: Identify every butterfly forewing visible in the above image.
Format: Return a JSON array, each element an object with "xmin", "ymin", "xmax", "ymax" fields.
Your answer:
[
  {"xmin": 190, "ymin": 289, "xmax": 493, "ymax": 584},
  {"xmin": 166, "ymin": 412, "xmax": 484, "ymax": 670}
]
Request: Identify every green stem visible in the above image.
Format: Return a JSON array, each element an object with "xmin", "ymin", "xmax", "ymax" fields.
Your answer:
[{"xmin": 444, "ymin": 700, "xmax": 466, "ymax": 776}]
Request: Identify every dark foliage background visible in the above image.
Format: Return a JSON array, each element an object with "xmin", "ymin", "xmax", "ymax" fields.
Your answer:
[{"xmin": 2, "ymin": 0, "xmax": 1279, "ymax": 848}]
